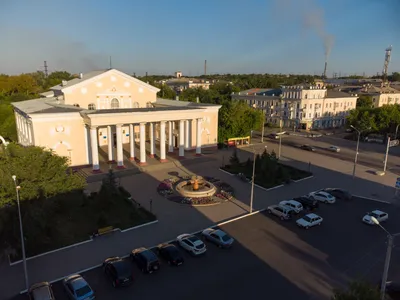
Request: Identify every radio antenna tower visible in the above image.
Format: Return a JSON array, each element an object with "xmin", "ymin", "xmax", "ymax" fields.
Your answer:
[
  {"xmin": 43, "ymin": 61, "xmax": 49, "ymax": 77},
  {"xmin": 382, "ymin": 45, "xmax": 392, "ymax": 83}
]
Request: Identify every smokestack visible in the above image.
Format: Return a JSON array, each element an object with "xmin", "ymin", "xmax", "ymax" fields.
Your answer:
[
  {"xmin": 323, "ymin": 61, "xmax": 328, "ymax": 79},
  {"xmin": 145, "ymin": 72, "xmax": 148, "ymax": 77},
  {"xmin": 204, "ymin": 60, "xmax": 207, "ymax": 76}
]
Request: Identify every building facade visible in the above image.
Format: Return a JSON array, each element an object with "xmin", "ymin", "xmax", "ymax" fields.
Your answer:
[
  {"xmin": 232, "ymin": 84, "xmax": 358, "ymax": 130},
  {"xmin": 12, "ymin": 69, "xmax": 221, "ymax": 172}
]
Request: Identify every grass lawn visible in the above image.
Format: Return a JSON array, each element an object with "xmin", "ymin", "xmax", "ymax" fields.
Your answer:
[
  {"xmin": 1, "ymin": 190, "xmax": 156, "ymax": 261},
  {"xmin": 222, "ymin": 162, "xmax": 312, "ymax": 189}
]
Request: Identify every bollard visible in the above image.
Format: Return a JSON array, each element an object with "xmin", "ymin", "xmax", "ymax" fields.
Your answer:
[
  {"xmin": 308, "ymin": 162, "xmax": 311, "ymax": 172},
  {"xmin": 150, "ymin": 199, "xmax": 153, "ymax": 213}
]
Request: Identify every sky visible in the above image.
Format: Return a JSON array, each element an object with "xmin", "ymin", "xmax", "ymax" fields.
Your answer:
[{"xmin": 0, "ymin": 0, "xmax": 399, "ymax": 76}]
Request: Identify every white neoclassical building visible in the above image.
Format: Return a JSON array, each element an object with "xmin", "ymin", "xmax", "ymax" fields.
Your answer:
[{"xmin": 12, "ymin": 69, "xmax": 221, "ymax": 172}]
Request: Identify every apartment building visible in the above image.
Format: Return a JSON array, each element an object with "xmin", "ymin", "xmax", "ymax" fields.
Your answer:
[{"xmin": 232, "ymin": 84, "xmax": 358, "ymax": 130}]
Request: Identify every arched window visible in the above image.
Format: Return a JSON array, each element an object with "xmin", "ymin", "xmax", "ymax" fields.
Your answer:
[
  {"xmin": 111, "ymin": 98, "xmax": 119, "ymax": 109},
  {"xmin": 73, "ymin": 103, "xmax": 80, "ymax": 107},
  {"xmin": 133, "ymin": 102, "xmax": 139, "ymax": 108},
  {"xmin": 88, "ymin": 103, "xmax": 96, "ymax": 110}
]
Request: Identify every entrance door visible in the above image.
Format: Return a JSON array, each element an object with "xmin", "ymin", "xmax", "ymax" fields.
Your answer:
[{"xmin": 113, "ymin": 133, "xmax": 117, "ymax": 147}]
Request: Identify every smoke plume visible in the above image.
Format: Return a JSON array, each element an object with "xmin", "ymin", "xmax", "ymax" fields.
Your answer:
[{"xmin": 273, "ymin": 0, "xmax": 335, "ymax": 61}]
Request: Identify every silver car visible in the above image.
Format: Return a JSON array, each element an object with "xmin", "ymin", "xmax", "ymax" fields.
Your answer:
[
  {"xmin": 267, "ymin": 205, "xmax": 294, "ymax": 220},
  {"xmin": 201, "ymin": 228, "xmax": 234, "ymax": 248},
  {"xmin": 63, "ymin": 274, "xmax": 95, "ymax": 300}
]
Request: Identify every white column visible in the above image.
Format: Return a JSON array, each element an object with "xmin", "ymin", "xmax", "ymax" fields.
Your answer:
[
  {"xmin": 107, "ymin": 125, "xmax": 114, "ymax": 162},
  {"xmin": 149, "ymin": 122, "xmax": 155, "ymax": 158},
  {"xmin": 160, "ymin": 121, "xmax": 167, "ymax": 162},
  {"xmin": 90, "ymin": 126, "xmax": 100, "ymax": 172},
  {"xmin": 129, "ymin": 124, "xmax": 135, "ymax": 160},
  {"xmin": 172, "ymin": 122, "xmax": 176, "ymax": 147},
  {"xmin": 184, "ymin": 120, "xmax": 190, "ymax": 149},
  {"xmin": 139, "ymin": 122, "xmax": 146, "ymax": 165},
  {"xmin": 116, "ymin": 124, "xmax": 124, "ymax": 168},
  {"xmin": 196, "ymin": 119, "xmax": 202, "ymax": 155},
  {"xmin": 27, "ymin": 120, "xmax": 33, "ymax": 145},
  {"xmin": 179, "ymin": 119, "xmax": 185, "ymax": 157},
  {"xmin": 168, "ymin": 121, "xmax": 173, "ymax": 152}
]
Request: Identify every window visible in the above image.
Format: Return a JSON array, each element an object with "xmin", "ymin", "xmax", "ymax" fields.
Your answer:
[
  {"xmin": 88, "ymin": 103, "xmax": 96, "ymax": 110},
  {"xmin": 305, "ymin": 94, "xmax": 308, "ymax": 99},
  {"xmin": 308, "ymin": 113, "xmax": 311, "ymax": 118},
  {"xmin": 309, "ymin": 104, "xmax": 312, "ymax": 109},
  {"xmin": 73, "ymin": 103, "xmax": 80, "ymax": 107},
  {"xmin": 111, "ymin": 98, "xmax": 119, "ymax": 109}
]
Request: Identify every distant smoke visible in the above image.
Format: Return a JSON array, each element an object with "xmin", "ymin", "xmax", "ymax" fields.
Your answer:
[{"xmin": 273, "ymin": 0, "xmax": 335, "ymax": 61}]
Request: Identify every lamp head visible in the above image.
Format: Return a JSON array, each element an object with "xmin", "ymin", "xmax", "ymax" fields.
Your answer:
[
  {"xmin": 12, "ymin": 175, "xmax": 16, "ymax": 181},
  {"xmin": 371, "ymin": 216, "xmax": 379, "ymax": 225}
]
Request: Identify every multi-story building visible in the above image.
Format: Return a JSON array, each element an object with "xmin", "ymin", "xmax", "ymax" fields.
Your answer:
[
  {"xmin": 354, "ymin": 85, "xmax": 400, "ymax": 108},
  {"xmin": 232, "ymin": 84, "xmax": 358, "ymax": 130}
]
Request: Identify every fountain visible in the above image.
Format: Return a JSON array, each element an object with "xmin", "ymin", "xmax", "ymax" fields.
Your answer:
[{"xmin": 175, "ymin": 175, "xmax": 217, "ymax": 198}]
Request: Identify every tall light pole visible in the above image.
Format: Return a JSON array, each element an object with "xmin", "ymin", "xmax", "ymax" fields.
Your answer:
[
  {"xmin": 12, "ymin": 175, "xmax": 29, "ymax": 291},
  {"xmin": 350, "ymin": 125, "xmax": 370, "ymax": 179},
  {"xmin": 395, "ymin": 124, "xmax": 400, "ymax": 140},
  {"xmin": 370, "ymin": 216, "xmax": 400, "ymax": 300},
  {"xmin": 249, "ymin": 146, "xmax": 267, "ymax": 213}
]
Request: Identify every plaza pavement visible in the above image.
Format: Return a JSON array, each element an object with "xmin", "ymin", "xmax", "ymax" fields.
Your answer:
[{"xmin": 2, "ymin": 144, "xmax": 400, "ymax": 299}]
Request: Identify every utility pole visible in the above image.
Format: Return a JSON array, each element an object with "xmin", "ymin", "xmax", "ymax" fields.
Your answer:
[{"xmin": 384, "ymin": 137, "xmax": 391, "ymax": 172}]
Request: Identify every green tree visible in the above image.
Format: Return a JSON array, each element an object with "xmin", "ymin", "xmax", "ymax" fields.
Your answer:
[
  {"xmin": 356, "ymin": 95, "xmax": 373, "ymax": 108},
  {"xmin": 0, "ymin": 143, "xmax": 85, "ymax": 207},
  {"xmin": 229, "ymin": 148, "xmax": 240, "ymax": 166},
  {"xmin": 332, "ymin": 280, "xmax": 380, "ymax": 300},
  {"xmin": 155, "ymin": 84, "xmax": 176, "ymax": 99}
]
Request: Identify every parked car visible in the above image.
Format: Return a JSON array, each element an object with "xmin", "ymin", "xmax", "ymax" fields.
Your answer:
[
  {"xmin": 296, "ymin": 213, "xmax": 323, "ymax": 229},
  {"xmin": 308, "ymin": 191, "xmax": 336, "ymax": 204},
  {"xmin": 327, "ymin": 146, "xmax": 340, "ymax": 152},
  {"xmin": 322, "ymin": 188, "xmax": 352, "ymax": 201},
  {"xmin": 28, "ymin": 282, "xmax": 55, "ymax": 300},
  {"xmin": 293, "ymin": 196, "xmax": 319, "ymax": 210},
  {"xmin": 62, "ymin": 274, "xmax": 95, "ymax": 300},
  {"xmin": 130, "ymin": 247, "xmax": 160, "ymax": 273},
  {"xmin": 202, "ymin": 228, "xmax": 234, "ymax": 248},
  {"xmin": 103, "ymin": 257, "xmax": 133, "ymax": 287},
  {"xmin": 279, "ymin": 200, "xmax": 303, "ymax": 213},
  {"xmin": 300, "ymin": 145, "xmax": 315, "ymax": 152},
  {"xmin": 384, "ymin": 280, "xmax": 400, "ymax": 298},
  {"xmin": 177, "ymin": 234, "xmax": 207, "ymax": 256},
  {"xmin": 362, "ymin": 210, "xmax": 389, "ymax": 225},
  {"xmin": 266, "ymin": 205, "xmax": 294, "ymax": 220},
  {"xmin": 157, "ymin": 243, "xmax": 184, "ymax": 266}
]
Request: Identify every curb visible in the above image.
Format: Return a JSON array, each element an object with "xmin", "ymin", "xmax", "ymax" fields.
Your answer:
[
  {"xmin": 19, "ymin": 208, "xmax": 267, "ymax": 294},
  {"xmin": 292, "ymin": 176, "xmax": 314, "ymax": 183},
  {"xmin": 252, "ymin": 183, "xmax": 284, "ymax": 192},
  {"xmin": 11, "ymin": 220, "xmax": 159, "ymax": 266},
  {"xmin": 353, "ymin": 195, "xmax": 391, "ymax": 204},
  {"xmin": 219, "ymin": 168, "xmax": 234, "ymax": 176}
]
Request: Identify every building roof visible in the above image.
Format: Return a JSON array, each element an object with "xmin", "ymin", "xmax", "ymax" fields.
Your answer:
[
  {"xmin": 85, "ymin": 106, "xmax": 202, "ymax": 115},
  {"xmin": 50, "ymin": 70, "xmax": 108, "ymax": 90},
  {"xmin": 155, "ymin": 98, "xmax": 219, "ymax": 107},
  {"xmin": 12, "ymin": 97, "xmax": 83, "ymax": 115},
  {"xmin": 326, "ymin": 90, "xmax": 357, "ymax": 98}
]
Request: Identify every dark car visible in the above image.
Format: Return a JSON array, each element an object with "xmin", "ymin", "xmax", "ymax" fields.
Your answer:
[
  {"xmin": 300, "ymin": 145, "xmax": 315, "ymax": 152},
  {"xmin": 103, "ymin": 257, "xmax": 133, "ymax": 287},
  {"xmin": 157, "ymin": 243, "xmax": 184, "ymax": 266},
  {"xmin": 28, "ymin": 282, "xmax": 55, "ymax": 300},
  {"xmin": 293, "ymin": 196, "xmax": 319, "ymax": 210},
  {"xmin": 131, "ymin": 247, "xmax": 160, "ymax": 273},
  {"xmin": 322, "ymin": 188, "xmax": 352, "ymax": 201}
]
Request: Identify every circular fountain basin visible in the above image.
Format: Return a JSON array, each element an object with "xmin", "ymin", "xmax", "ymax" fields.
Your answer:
[{"xmin": 175, "ymin": 176, "xmax": 217, "ymax": 198}]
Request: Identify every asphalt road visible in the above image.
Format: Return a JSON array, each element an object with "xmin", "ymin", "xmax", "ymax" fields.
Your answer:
[
  {"xmin": 13, "ymin": 195, "xmax": 400, "ymax": 300},
  {"xmin": 257, "ymin": 133, "xmax": 400, "ymax": 174}
]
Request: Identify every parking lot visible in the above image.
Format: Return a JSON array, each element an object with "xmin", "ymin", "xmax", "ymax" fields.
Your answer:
[{"xmin": 16, "ymin": 192, "xmax": 400, "ymax": 300}]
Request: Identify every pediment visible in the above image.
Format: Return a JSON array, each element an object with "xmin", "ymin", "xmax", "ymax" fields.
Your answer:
[{"xmin": 97, "ymin": 86, "xmax": 131, "ymax": 96}]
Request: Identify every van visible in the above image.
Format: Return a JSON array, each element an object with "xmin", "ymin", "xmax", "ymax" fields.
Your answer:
[{"xmin": 28, "ymin": 282, "xmax": 55, "ymax": 300}]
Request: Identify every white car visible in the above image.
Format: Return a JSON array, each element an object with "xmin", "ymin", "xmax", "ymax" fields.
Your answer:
[
  {"xmin": 177, "ymin": 234, "xmax": 206, "ymax": 255},
  {"xmin": 362, "ymin": 210, "xmax": 389, "ymax": 225},
  {"xmin": 296, "ymin": 213, "xmax": 323, "ymax": 229},
  {"xmin": 279, "ymin": 200, "xmax": 303, "ymax": 214},
  {"xmin": 309, "ymin": 191, "xmax": 336, "ymax": 204},
  {"xmin": 328, "ymin": 146, "xmax": 340, "ymax": 152}
]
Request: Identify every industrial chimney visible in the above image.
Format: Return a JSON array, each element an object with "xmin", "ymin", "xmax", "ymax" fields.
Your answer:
[
  {"xmin": 204, "ymin": 60, "xmax": 207, "ymax": 76},
  {"xmin": 323, "ymin": 61, "xmax": 328, "ymax": 79}
]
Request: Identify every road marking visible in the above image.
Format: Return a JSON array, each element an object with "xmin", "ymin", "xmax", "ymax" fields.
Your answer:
[
  {"xmin": 19, "ymin": 208, "xmax": 268, "ymax": 294},
  {"xmin": 353, "ymin": 195, "xmax": 391, "ymax": 204},
  {"xmin": 252, "ymin": 183, "xmax": 284, "ymax": 191},
  {"xmin": 120, "ymin": 220, "xmax": 159, "ymax": 233}
]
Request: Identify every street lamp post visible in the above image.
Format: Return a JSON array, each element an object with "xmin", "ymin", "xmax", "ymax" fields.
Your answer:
[
  {"xmin": 12, "ymin": 175, "xmax": 29, "ymax": 291},
  {"xmin": 350, "ymin": 125, "xmax": 370, "ymax": 179},
  {"xmin": 395, "ymin": 124, "xmax": 400, "ymax": 140},
  {"xmin": 371, "ymin": 216, "xmax": 396, "ymax": 300},
  {"xmin": 249, "ymin": 146, "xmax": 267, "ymax": 213}
]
